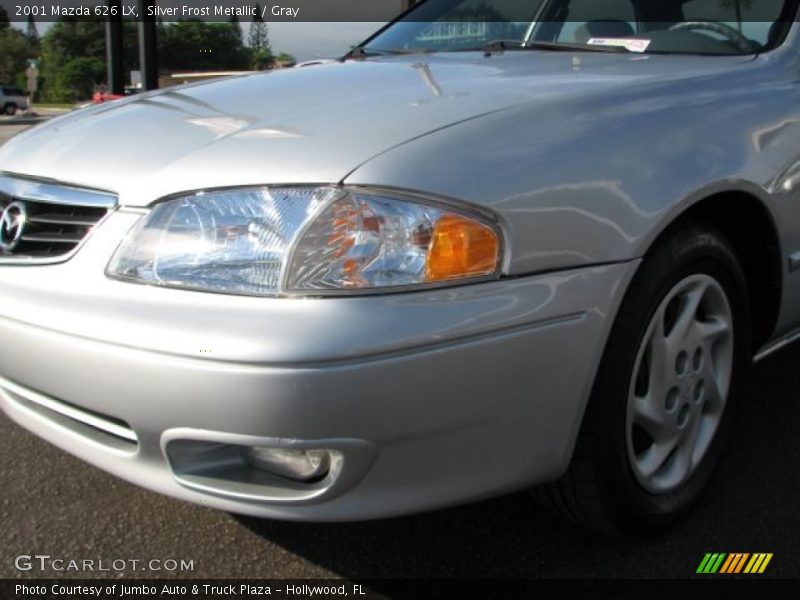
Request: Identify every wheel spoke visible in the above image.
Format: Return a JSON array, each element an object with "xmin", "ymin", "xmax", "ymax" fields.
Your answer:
[
  {"xmin": 671, "ymin": 416, "xmax": 702, "ymax": 485},
  {"xmin": 647, "ymin": 315, "xmax": 670, "ymax": 393},
  {"xmin": 695, "ymin": 317, "xmax": 730, "ymax": 345},
  {"xmin": 667, "ymin": 283, "xmax": 706, "ymax": 350},
  {"xmin": 633, "ymin": 393, "xmax": 673, "ymax": 441},
  {"xmin": 638, "ymin": 435, "xmax": 679, "ymax": 478}
]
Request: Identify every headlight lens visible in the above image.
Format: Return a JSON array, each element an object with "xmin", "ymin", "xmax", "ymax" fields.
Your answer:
[
  {"xmin": 108, "ymin": 186, "xmax": 501, "ymax": 296},
  {"xmin": 286, "ymin": 190, "xmax": 499, "ymax": 290}
]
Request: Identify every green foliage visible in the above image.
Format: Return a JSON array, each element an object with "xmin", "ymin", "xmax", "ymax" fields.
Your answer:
[
  {"xmin": 228, "ymin": 14, "xmax": 243, "ymax": 45},
  {"xmin": 251, "ymin": 48, "xmax": 274, "ymax": 71},
  {"xmin": 40, "ymin": 19, "xmax": 104, "ymax": 101},
  {"xmin": 0, "ymin": 28, "xmax": 34, "ymax": 86},
  {"xmin": 275, "ymin": 53, "xmax": 296, "ymax": 65},
  {"xmin": 39, "ymin": 18, "xmax": 137, "ymax": 102},
  {"xmin": 54, "ymin": 56, "xmax": 106, "ymax": 101},
  {"xmin": 249, "ymin": 3, "xmax": 271, "ymax": 53},
  {"xmin": 43, "ymin": 19, "xmax": 107, "ymax": 66},
  {"xmin": 159, "ymin": 20, "xmax": 250, "ymax": 71}
]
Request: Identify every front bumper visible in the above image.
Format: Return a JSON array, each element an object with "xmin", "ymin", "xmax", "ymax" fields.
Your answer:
[{"xmin": 0, "ymin": 210, "xmax": 639, "ymax": 520}]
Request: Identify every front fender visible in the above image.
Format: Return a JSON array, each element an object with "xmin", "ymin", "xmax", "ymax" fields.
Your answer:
[{"xmin": 345, "ymin": 51, "xmax": 799, "ymax": 278}]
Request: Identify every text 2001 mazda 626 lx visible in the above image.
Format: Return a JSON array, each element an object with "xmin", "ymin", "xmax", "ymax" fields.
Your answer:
[{"xmin": 2, "ymin": 0, "xmax": 800, "ymax": 536}]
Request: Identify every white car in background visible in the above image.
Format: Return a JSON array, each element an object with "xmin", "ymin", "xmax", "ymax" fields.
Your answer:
[{"xmin": 0, "ymin": 86, "xmax": 28, "ymax": 116}]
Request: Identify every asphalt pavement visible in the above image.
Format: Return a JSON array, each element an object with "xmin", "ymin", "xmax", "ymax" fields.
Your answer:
[
  {"xmin": 1, "ymin": 122, "xmax": 799, "ymax": 582},
  {"xmin": 0, "ymin": 123, "xmax": 32, "ymax": 146}
]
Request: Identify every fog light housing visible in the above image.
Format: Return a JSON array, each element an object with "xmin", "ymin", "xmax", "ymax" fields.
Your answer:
[{"xmin": 242, "ymin": 447, "xmax": 331, "ymax": 482}]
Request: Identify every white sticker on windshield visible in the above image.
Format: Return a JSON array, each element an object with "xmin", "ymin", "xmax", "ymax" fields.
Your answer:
[{"xmin": 587, "ymin": 38, "xmax": 651, "ymax": 53}]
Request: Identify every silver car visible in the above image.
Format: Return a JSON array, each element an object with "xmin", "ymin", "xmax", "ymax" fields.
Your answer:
[{"xmin": 1, "ymin": 0, "xmax": 798, "ymax": 536}]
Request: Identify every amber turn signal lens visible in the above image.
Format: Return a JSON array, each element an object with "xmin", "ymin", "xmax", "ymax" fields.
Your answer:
[{"xmin": 425, "ymin": 214, "xmax": 499, "ymax": 282}]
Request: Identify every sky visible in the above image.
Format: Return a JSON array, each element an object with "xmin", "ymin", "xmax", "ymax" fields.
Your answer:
[{"xmin": 266, "ymin": 22, "xmax": 382, "ymax": 60}]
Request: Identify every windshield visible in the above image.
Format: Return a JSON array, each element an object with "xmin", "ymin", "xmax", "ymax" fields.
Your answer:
[{"xmin": 363, "ymin": 0, "xmax": 795, "ymax": 56}]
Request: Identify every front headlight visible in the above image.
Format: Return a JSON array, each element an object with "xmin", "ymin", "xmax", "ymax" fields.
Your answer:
[{"xmin": 107, "ymin": 186, "xmax": 502, "ymax": 296}]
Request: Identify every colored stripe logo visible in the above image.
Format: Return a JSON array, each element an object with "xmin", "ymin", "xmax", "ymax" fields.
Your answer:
[{"xmin": 697, "ymin": 553, "xmax": 773, "ymax": 574}]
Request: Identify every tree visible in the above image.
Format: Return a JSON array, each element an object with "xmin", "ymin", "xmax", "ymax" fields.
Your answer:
[
  {"xmin": 249, "ymin": 3, "xmax": 271, "ymax": 54},
  {"xmin": 40, "ymin": 20, "xmax": 105, "ymax": 101},
  {"xmin": 159, "ymin": 21, "xmax": 250, "ymax": 71},
  {"xmin": 275, "ymin": 53, "xmax": 296, "ymax": 67},
  {"xmin": 53, "ymin": 56, "xmax": 106, "ymax": 100},
  {"xmin": 39, "ymin": 18, "xmax": 137, "ymax": 102},
  {"xmin": 251, "ymin": 48, "xmax": 273, "ymax": 70},
  {"xmin": 0, "ymin": 6, "xmax": 9, "ymax": 30},
  {"xmin": 0, "ymin": 28, "xmax": 33, "ymax": 86},
  {"xmin": 229, "ymin": 13, "xmax": 243, "ymax": 45}
]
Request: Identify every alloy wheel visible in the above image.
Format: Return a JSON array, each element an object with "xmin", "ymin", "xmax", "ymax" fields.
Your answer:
[{"xmin": 626, "ymin": 274, "xmax": 734, "ymax": 494}]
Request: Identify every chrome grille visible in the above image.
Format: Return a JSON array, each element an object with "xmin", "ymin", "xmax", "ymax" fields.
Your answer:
[{"xmin": 0, "ymin": 174, "xmax": 117, "ymax": 263}]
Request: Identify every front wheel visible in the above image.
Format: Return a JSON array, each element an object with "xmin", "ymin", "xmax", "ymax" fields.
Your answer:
[
  {"xmin": 534, "ymin": 222, "xmax": 751, "ymax": 536},
  {"xmin": 3, "ymin": 104, "xmax": 16, "ymax": 116}
]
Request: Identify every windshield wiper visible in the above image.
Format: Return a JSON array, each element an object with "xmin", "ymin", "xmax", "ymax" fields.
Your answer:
[
  {"xmin": 342, "ymin": 46, "xmax": 430, "ymax": 60},
  {"xmin": 475, "ymin": 40, "xmax": 632, "ymax": 54},
  {"xmin": 343, "ymin": 40, "xmax": 631, "ymax": 61}
]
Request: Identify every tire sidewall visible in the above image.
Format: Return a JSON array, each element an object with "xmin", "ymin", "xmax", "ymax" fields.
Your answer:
[{"xmin": 592, "ymin": 226, "xmax": 750, "ymax": 534}]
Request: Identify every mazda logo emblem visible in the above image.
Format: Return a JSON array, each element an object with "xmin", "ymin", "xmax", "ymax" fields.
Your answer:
[{"xmin": 0, "ymin": 201, "xmax": 27, "ymax": 253}]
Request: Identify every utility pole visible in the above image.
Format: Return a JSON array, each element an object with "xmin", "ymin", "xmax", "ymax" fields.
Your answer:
[
  {"xmin": 25, "ymin": 62, "xmax": 38, "ymax": 112},
  {"xmin": 105, "ymin": 0, "xmax": 124, "ymax": 94},
  {"xmin": 138, "ymin": 0, "xmax": 159, "ymax": 90}
]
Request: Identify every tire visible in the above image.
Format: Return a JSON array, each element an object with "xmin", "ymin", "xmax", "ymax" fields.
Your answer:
[
  {"xmin": 533, "ymin": 221, "xmax": 751, "ymax": 537},
  {"xmin": 3, "ymin": 103, "xmax": 16, "ymax": 116}
]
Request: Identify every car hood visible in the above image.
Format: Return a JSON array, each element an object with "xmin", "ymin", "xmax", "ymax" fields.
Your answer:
[{"xmin": 0, "ymin": 52, "xmax": 752, "ymax": 206}]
